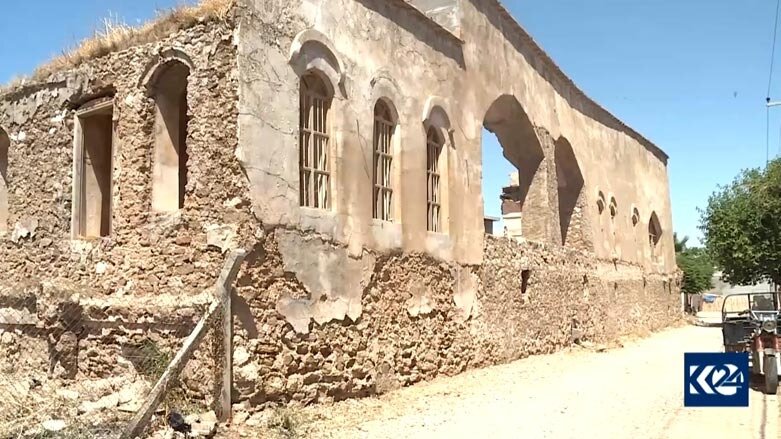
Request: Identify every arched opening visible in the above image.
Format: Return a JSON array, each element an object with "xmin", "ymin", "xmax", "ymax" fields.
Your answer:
[
  {"xmin": 554, "ymin": 137, "xmax": 584, "ymax": 246},
  {"xmin": 150, "ymin": 60, "xmax": 190, "ymax": 213},
  {"xmin": 482, "ymin": 95, "xmax": 545, "ymax": 240},
  {"xmin": 289, "ymin": 30, "xmax": 343, "ymax": 96},
  {"xmin": 0, "ymin": 128, "xmax": 8, "ymax": 233},
  {"xmin": 631, "ymin": 207, "xmax": 640, "ymax": 227},
  {"xmin": 426, "ymin": 125, "xmax": 444, "ymax": 232},
  {"xmin": 597, "ymin": 191, "xmax": 606, "ymax": 214},
  {"xmin": 299, "ymin": 72, "xmax": 333, "ymax": 209},
  {"xmin": 648, "ymin": 211, "xmax": 662, "ymax": 259},
  {"xmin": 609, "ymin": 197, "xmax": 618, "ymax": 219},
  {"xmin": 608, "ymin": 196, "xmax": 619, "ymax": 253},
  {"xmin": 74, "ymin": 100, "xmax": 115, "ymax": 238},
  {"xmin": 373, "ymin": 99, "xmax": 397, "ymax": 221}
]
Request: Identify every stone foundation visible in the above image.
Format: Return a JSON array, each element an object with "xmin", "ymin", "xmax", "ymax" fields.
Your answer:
[
  {"xmin": 0, "ymin": 0, "xmax": 682, "ymax": 421},
  {"xmin": 225, "ymin": 230, "xmax": 680, "ymax": 407},
  {"xmin": 0, "ymin": 231, "xmax": 681, "ymax": 411}
]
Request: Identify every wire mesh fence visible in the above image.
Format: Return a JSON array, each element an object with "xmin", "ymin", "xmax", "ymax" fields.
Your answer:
[{"xmin": 0, "ymin": 249, "xmax": 243, "ymax": 439}]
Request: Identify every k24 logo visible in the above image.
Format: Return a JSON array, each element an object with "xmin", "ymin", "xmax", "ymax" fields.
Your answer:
[{"xmin": 684, "ymin": 353, "xmax": 749, "ymax": 407}]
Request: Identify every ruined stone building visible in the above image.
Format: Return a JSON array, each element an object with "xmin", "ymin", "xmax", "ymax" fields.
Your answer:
[{"xmin": 0, "ymin": 0, "xmax": 679, "ymax": 408}]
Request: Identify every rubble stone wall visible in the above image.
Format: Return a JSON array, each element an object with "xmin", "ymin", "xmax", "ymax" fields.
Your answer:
[
  {"xmin": 0, "ymin": 19, "xmax": 248, "ymax": 403},
  {"xmin": 230, "ymin": 230, "xmax": 681, "ymax": 407},
  {"xmin": 0, "ymin": 20, "xmax": 248, "ymax": 299},
  {"xmin": 0, "ymin": 1, "xmax": 682, "ymax": 417}
]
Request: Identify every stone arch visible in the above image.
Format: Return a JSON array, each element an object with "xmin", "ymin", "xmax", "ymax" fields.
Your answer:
[
  {"xmin": 370, "ymin": 69, "xmax": 403, "ymax": 111},
  {"xmin": 140, "ymin": 47, "xmax": 195, "ymax": 95},
  {"xmin": 482, "ymin": 94, "xmax": 545, "ymax": 241},
  {"xmin": 289, "ymin": 29, "xmax": 344, "ymax": 97},
  {"xmin": 147, "ymin": 58, "xmax": 191, "ymax": 213},
  {"xmin": 554, "ymin": 137, "xmax": 584, "ymax": 247},
  {"xmin": 0, "ymin": 128, "xmax": 7, "ymax": 233},
  {"xmin": 422, "ymin": 96, "xmax": 452, "ymax": 133}
]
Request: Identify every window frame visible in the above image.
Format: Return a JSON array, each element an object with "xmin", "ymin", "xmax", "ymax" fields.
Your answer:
[
  {"xmin": 426, "ymin": 126, "xmax": 444, "ymax": 233},
  {"xmin": 71, "ymin": 98, "xmax": 116, "ymax": 239},
  {"xmin": 299, "ymin": 73, "xmax": 333, "ymax": 210},
  {"xmin": 372, "ymin": 100, "xmax": 396, "ymax": 222}
]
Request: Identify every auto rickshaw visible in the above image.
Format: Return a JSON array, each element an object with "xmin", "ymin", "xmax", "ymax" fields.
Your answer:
[{"xmin": 721, "ymin": 292, "xmax": 781, "ymax": 394}]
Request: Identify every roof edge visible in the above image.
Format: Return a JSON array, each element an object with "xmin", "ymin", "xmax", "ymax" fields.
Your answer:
[{"xmin": 477, "ymin": 0, "xmax": 668, "ymax": 163}]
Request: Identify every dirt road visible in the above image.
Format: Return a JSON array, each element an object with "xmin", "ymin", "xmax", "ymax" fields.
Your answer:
[{"xmin": 268, "ymin": 325, "xmax": 779, "ymax": 439}]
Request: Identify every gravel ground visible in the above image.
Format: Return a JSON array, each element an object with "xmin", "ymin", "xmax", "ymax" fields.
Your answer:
[{"xmin": 233, "ymin": 325, "xmax": 779, "ymax": 439}]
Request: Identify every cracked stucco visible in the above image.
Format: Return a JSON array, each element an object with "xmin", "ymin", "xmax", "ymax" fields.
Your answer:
[{"xmin": 275, "ymin": 229, "xmax": 375, "ymax": 333}]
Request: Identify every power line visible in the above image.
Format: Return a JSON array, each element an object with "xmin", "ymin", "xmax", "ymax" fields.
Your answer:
[
  {"xmin": 768, "ymin": 0, "xmax": 781, "ymax": 98},
  {"xmin": 767, "ymin": 0, "xmax": 781, "ymax": 165}
]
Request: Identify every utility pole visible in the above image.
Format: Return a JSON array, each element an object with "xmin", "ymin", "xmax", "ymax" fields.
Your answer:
[{"xmin": 765, "ymin": 98, "xmax": 781, "ymax": 164}]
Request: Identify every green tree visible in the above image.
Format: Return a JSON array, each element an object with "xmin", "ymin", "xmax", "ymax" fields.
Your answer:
[
  {"xmin": 674, "ymin": 232, "xmax": 689, "ymax": 253},
  {"xmin": 676, "ymin": 247, "xmax": 714, "ymax": 295},
  {"xmin": 700, "ymin": 159, "xmax": 781, "ymax": 286}
]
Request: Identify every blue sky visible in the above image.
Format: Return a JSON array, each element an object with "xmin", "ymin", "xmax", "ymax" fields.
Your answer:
[{"xmin": 0, "ymin": 0, "xmax": 776, "ymax": 246}]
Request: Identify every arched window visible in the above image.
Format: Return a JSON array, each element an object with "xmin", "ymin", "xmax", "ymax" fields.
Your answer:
[
  {"xmin": 150, "ymin": 60, "xmax": 190, "ymax": 213},
  {"xmin": 373, "ymin": 100, "xmax": 396, "ymax": 221},
  {"xmin": 426, "ymin": 126, "xmax": 444, "ymax": 232},
  {"xmin": 631, "ymin": 207, "xmax": 640, "ymax": 227},
  {"xmin": 596, "ymin": 191, "xmax": 606, "ymax": 214},
  {"xmin": 609, "ymin": 197, "xmax": 618, "ymax": 219},
  {"xmin": 648, "ymin": 211, "xmax": 662, "ymax": 257},
  {"xmin": 0, "ymin": 128, "xmax": 8, "ymax": 233},
  {"xmin": 299, "ymin": 73, "xmax": 332, "ymax": 209}
]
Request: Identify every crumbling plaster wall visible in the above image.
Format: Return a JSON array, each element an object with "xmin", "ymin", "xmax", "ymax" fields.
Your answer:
[
  {"xmin": 0, "ymin": 20, "xmax": 248, "ymax": 398},
  {"xmin": 231, "ymin": 230, "xmax": 680, "ymax": 407},
  {"xmin": 0, "ymin": 0, "xmax": 682, "ymax": 413},
  {"xmin": 228, "ymin": 0, "xmax": 680, "ymax": 407},
  {"xmin": 0, "ymin": 20, "xmax": 248, "ymax": 297},
  {"xmin": 236, "ymin": 0, "xmax": 676, "ymax": 273}
]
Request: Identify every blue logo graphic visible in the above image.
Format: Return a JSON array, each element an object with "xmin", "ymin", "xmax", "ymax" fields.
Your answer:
[{"xmin": 684, "ymin": 352, "xmax": 749, "ymax": 407}]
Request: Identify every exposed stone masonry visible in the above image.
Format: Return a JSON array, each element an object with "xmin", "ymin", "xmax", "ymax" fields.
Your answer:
[{"xmin": 0, "ymin": 0, "xmax": 681, "ymax": 420}]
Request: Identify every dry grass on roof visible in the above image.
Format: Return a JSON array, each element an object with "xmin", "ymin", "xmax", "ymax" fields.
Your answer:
[{"xmin": 30, "ymin": 0, "xmax": 234, "ymax": 82}]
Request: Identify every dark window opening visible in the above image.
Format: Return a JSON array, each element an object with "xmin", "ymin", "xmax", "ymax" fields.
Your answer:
[
  {"xmin": 77, "ymin": 102, "xmax": 114, "ymax": 238},
  {"xmin": 0, "ymin": 129, "xmax": 8, "ymax": 233},
  {"xmin": 521, "ymin": 269, "xmax": 531, "ymax": 296},
  {"xmin": 151, "ymin": 61, "xmax": 190, "ymax": 212}
]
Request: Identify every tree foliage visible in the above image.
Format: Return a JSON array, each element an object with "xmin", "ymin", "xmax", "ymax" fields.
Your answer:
[
  {"xmin": 700, "ymin": 159, "xmax": 781, "ymax": 285},
  {"xmin": 676, "ymin": 246, "xmax": 714, "ymax": 295},
  {"xmin": 674, "ymin": 232, "xmax": 689, "ymax": 253}
]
